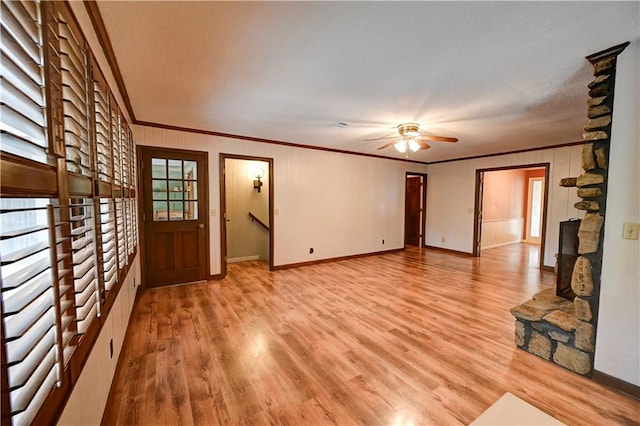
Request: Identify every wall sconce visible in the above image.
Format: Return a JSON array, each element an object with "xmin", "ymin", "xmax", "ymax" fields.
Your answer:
[{"xmin": 253, "ymin": 167, "xmax": 264, "ymax": 192}]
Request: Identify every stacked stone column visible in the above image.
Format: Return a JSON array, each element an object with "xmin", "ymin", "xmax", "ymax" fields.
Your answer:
[
  {"xmin": 512, "ymin": 42, "xmax": 628, "ymax": 376},
  {"xmin": 560, "ymin": 44, "xmax": 628, "ymax": 374}
]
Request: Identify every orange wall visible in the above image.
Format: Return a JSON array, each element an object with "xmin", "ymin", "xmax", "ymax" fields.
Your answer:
[{"xmin": 483, "ymin": 169, "xmax": 526, "ymax": 221}]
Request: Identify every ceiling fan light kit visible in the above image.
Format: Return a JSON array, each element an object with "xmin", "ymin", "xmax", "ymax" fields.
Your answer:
[
  {"xmin": 371, "ymin": 122, "xmax": 459, "ymax": 156},
  {"xmin": 394, "ymin": 136, "xmax": 421, "ymax": 154}
]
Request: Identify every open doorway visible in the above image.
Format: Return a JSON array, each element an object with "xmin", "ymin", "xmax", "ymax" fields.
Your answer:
[
  {"xmin": 220, "ymin": 154, "xmax": 274, "ymax": 277},
  {"xmin": 473, "ymin": 164, "xmax": 549, "ymax": 269},
  {"xmin": 405, "ymin": 173, "xmax": 427, "ymax": 247}
]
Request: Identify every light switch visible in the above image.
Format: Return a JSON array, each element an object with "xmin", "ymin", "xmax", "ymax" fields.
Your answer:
[
  {"xmin": 210, "ymin": 209, "xmax": 217, "ymax": 217},
  {"xmin": 275, "ymin": 209, "xmax": 280, "ymax": 215},
  {"xmin": 622, "ymin": 223, "xmax": 639, "ymax": 240}
]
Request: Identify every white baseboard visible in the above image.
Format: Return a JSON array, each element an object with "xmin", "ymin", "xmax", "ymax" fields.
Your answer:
[
  {"xmin": 481, "ymin": 240, "xmax": 523, "ymax": 250},
  {"xmin": 227, "ymin": 255, "xmax": 260, "ymax": 263}
]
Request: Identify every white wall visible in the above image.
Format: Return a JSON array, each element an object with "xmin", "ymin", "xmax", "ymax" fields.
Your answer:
[
  {"xmin": 58, "ymin": 256, "xmax": 140, "ymax": 425},
  {"xmin": 134, "ymin": 125, "xmax": 428, "ymax": 272},
  {"xmin": 594, "ymin": 42, "xmax": 640, "ymax": 387},
  {"xmin": 425, "ymin": 146, "xmax": 584, "ymax": 266}
]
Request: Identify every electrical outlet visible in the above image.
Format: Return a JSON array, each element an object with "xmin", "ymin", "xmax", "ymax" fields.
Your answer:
[
  {"xmin": 441, "ymin": 237, "xmax": 445, "ymax": 243},
  {"xmin": 382, "ymin": 239, "xmax": 385, "ymax": 244},
  {"xmin": 309, "ymin": 248, "xmax": 314, "ymax": 254},
  {"xmin": 622, "ymin": 222, "xmax": 640, "ymax": 240},
  {"xmin": 109, "ymin": 338, "xmax": 113, "ymax": 359}
]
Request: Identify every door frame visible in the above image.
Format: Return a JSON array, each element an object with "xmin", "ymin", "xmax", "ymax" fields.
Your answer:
[
  {"xmin": 405, "ymin": 172, "xmax": 428, "ymax": 247},
  {"xmin": 137, "ymin": 145, "xmax": 210, "ymax": 289},
  {"xmin": 219, "ymin": 153, "xmax": 274, "ymax": 278},
  {"xmin": 472, "ymin": 163, "xmax": 550, "ymax": 270}
]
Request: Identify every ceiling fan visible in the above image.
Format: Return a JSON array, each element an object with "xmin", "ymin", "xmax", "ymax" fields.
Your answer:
[{"xmin": 365, "ymin": 123, "xmax": 458, "ymax": 154}]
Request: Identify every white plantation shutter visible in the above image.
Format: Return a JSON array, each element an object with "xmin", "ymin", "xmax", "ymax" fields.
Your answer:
[
  {"xmin": 0, "ymin": 0, "xmax": 48, "ymax": 163},
  {"xmin": 115, "ymin": 199, "xmax": 126, "ymax": 271},
  {"xmin": 1, "ymin": 1, "xmax": 138, "ymax": 423},
  {"xmin": 99, "ymin": 199, "xmax": 117, "ymax": 292},
  {"xmin": 58, "ymin": 14, "xmax": 91, "ymax": 177},
  {"xmin": 111, "ymin": 105, "xmax": 122, "ymax": 187},
  {"xmin": 0, "ymin": 199, "xmax": 63, "ymax": 425},
  {"xmin": 93, "ymin": 73, "xmax": 111, "ymax": 182},
  {"xmin": 69, "ymin": 200, "xmax": 99, "ymax": 333},
  {"xmin": 121, "ymin": 121, "xmax": 130, "ymax": 188}
]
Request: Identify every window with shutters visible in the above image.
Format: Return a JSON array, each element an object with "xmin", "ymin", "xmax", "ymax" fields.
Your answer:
[
  {"xmin": 93, "ymin": 69, "xmax": 111, "ymax": 183},
  {"xmin": 69, "ymin": 199, "xmax": 99, "ymax": 335},
  {"xmin": 58, "ymin": 13, "xmax": 91, "ymax": 178},
  {"xmin": 0, "ymin": 0, "xmax": 48, "ymax": 164},
  {"xmin": 0, "ymin": 1, "xmax": 138, "ymax": 424},
  {"xmin": 115, "ymin": 198, "xmax": 127, "ymax": 271},
  {"xmin": 99, "ymin": 199, "xmax": 117, "ymax": 292},
  {"xmin": 111, "ymin": 104, "xmax": 122, "ymax": 187},
  {"xmin": 0, "ymin": 198, "xmax": 59, "ymax": 425}
]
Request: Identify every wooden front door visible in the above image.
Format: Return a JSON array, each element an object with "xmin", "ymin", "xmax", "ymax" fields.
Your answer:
[
  {"xmin": 405, "ymin": 176, "xmax": 422, "ymax": 246},
  {"xmin": 141, "ymin": 147, "xmax": 208, "ymax": 287}
]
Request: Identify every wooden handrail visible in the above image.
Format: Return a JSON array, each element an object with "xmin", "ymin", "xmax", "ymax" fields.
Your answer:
[{"xmin": 248, "ymin": 212, "xmax": 269, "ymax": 231}]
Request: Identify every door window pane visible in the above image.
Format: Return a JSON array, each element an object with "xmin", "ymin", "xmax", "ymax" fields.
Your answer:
[
  {"xmin": 183, "ymin": 161, "xmax": 197, "ymax": 179},
  {"xmin": 168, "ymin": 159, "xmax": 182, "ymax": 179},
  {"xmin": 185, "ymin": 201, "xmax": 198, "ymax": 220},
  {"xmin": 185, "ymin": 181, "xmax": 197, "ymax": 201},
  {"xmin": 153, "ymin": 201, "xmax": 168, "ymax": 221},
  {"xmin": 169, "ymin": 201, "xmax": 184, "ymax": 220},
  {"xmin": 152, "ymin": 180, "xmax": 167, "ymax": 200},
  {"xmin": 151, "ymin": 158, "xmax": 166, "ymax": 178},
  {"xmin": 169, "ymin": 181, "xmax": 183, "ymax": 200}
]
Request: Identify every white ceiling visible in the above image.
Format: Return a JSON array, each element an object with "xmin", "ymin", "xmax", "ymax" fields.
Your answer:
[{"xmin": 97, "ymin": 1, "xmax": 639, "ymax": 162}]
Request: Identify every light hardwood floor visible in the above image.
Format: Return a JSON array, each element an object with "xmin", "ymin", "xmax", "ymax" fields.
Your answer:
[{"xmin": 102, "ymin": 244, "xmax": 639, "ymax": 425}]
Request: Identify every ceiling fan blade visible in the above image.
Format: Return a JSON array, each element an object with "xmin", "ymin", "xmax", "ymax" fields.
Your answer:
[
  {"xmin": 420, "ymin": 135, "xmax": 458, "ymax": 143},
  {"xmin": 377, "ymin": 140, "xmax": 397, "ymax": 150},
  {"xmin": 418, "ymin": 141, "xmax": 431, "ymax": 150},
  {"xmin": 364, "ymin": 135, "xmax": 396, "ymax": 142}
]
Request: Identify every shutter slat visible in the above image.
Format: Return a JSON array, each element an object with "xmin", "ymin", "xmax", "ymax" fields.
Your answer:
[
  {"xmin": 1, "ymin": 51, "xmax": 43, "ymax": 105},
  {"xmin": 1, "ymin": 77, "xmax": 46, "ymax": 127},
  {"xmin": 2, "ymin": 1, "xmax": 39, "ymax": 46},
  {"xmin": 0, "ymin": 3, "xmax": 40, "ymax": 64},
  {"xmin": 2, "ymin": 271, "xmax": 50, "ymax": 314},
  {"xmin": 4, "ymin": 311, "xmax": 55, "ymax": 365},
  {"xmin": 1, "ymin": 253, "xmax": 49, "ymax": 290},
  {"xmin": 4, "ymin": 289, "xmax": 53, "ymax": 340}
]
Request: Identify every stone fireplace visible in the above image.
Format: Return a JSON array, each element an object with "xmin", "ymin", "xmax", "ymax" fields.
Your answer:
[{"xmin": 510, "ymin": 42, "xmax": 630, "ymax": 376}]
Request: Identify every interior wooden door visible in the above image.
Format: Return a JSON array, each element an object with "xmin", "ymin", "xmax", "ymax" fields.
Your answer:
[
  {"xmin": 142, "ymin": 147, "xmax": 208, "ymax": 287},
  {"xmin": 405, "ymin": 176, "xmax": 421, "ymax": 246}
]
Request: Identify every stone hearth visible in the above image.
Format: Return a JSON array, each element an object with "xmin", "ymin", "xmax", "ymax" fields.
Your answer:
[{"xmin": 511, "ymin": 289, "xmax": 591, "ymax": 374}]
